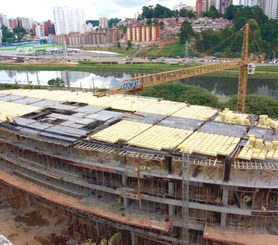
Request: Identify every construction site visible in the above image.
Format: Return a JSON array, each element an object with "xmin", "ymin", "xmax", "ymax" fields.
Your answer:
[{"xmin": 0, "ymin": 23, "xmax": 278, "ymax": 245}]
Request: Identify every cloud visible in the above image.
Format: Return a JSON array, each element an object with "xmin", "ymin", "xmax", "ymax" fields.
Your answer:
[{"xmin": 1, "ymin": 0, "xmax": 196, "ymax": 21}]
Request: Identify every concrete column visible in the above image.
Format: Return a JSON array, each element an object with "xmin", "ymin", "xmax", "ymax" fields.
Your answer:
[
  {"xmin": 122, "ymin": 173, "xmax": 128, "ymax": 207},
  {"xmin": 221, "ymin": 187, "xmax": 229, "ymax": 227},
  {"xmin": 168, "ymin": 182, "xmax": 174, "ymax": 216},
  {"xmin": 96, "ymin": 221, "xmax": 99, "ymax": 237},
  {"xmin": 131, "ymin": 232, "xmax": 136, "ymax": 245}
]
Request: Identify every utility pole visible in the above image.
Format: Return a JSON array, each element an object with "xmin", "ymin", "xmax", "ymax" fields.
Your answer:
[{"xmin": 184, "ymin": 41, "xmax": 189, "ymax": 62}]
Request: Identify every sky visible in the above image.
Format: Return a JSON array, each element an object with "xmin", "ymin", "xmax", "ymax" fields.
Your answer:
[{"xmin": 0, "ymin": 0, "xmax": 203, "ymax": 22}]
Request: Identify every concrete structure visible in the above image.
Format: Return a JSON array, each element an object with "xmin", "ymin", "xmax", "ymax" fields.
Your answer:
[
  {"xmin": 99, "ymin": 17, "xmax": 108, "ymax": 29},
  {"xmin": 126, "ymin": 26, "xmax": 161, "ymax": 42},
  {"xmin": 0, "ymin": 89, "xmax": 277, "ymax": 244},
  {"xmin": 52, "ymin": 28, "xmax": 122, "ymax": 46},
  {"xmin": 53, "ymin": 6, "xmax": 86, "ymax": 35}
]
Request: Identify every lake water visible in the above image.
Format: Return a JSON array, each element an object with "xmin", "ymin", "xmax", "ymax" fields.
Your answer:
[{"xmin": 0, "ymin": 70, "xmax": 277, "ymax": 99}]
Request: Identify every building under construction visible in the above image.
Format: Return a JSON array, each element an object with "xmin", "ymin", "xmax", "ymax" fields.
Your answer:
[{"xmin": 0, "ymin": 89, "xmax": 278, "ymax": 244}]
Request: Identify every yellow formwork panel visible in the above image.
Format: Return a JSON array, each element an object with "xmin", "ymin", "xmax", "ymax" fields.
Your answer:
[
  {"xmin": 172, "ymin": 105, "xmax": 218, "ymax": 120},
  {"xmin": 109, "ymin": 95, "xmax": 155, "ymax": 112},
  {"xmin": 3, "ymin": 89, "xmax": 50, "ymax": 98},
  {"xmin": 214, "ymin": 109, "xmax": 250, "ymax": 126},
  {"xmin": 70, "ymin": 94, "xmax": 120, "ymax": 107},
  {"xmin": 238, "ymin": 139, "xmax": 278, "ymax": 161},
  {"xmin": 137, "ymin": 100, "xmax": 186, "ymax": 116},
  {"xmin": 91, "ymin": 120, "xmax": 152, "ymax": 144},
  {"xmin": 0, "ymin": 101, "xmax": 41, "ymax": 122},
  {"xmin": 128, "ymin": 125, "xmax": 193, "ymax": 151},
  {"xmin": 178, "ymin": 132, "xmax": 240, "ymax": 157}
]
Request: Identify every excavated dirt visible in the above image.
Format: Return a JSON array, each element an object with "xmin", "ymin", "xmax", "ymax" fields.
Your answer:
[{"xmin": 0, "ymin": 200, "xmax": 73, "ymax": 245}]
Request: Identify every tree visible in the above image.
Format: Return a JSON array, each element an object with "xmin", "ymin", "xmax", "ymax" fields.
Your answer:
[
  {"xmin": 86, "ymin": 20, "xmax": 99, "ymax": 26},
  {"xmin": 127, "ymin": 40, "xmax": 132, "ymax": 49},
  {"xmin": 203, "ymin": 6, "xmax": 222, "ymax": 19},
  {"xmin": 179, "ymin": 20, "xmax": 194, "ymax": 44},
  {"xmin": 1, "ymin": 25, "xmax": 14, "ymax": 43},
  {"xmin": 140, "ymin": 6, "xmax": 154, "ymax": 19},
  {"xmin": 108, "ymin": 18, "xmax": 121, "ymax": 28},
  {"xmin": 179, "ymin": 9, "xmax": 196, "ymax": 18},
  {"xmin": 140, "ymin": 82, "xmax": 219, "ymax": 107},
  {"xmin": 139, "ymin": 4, "xmax": 175, "ymax": 19},
  {"xmin": 47, "ymin": 78, "xmax": 65, "ymax": 87},
  {"xmin": 223, "ymin": 4, "xmax": 242, "ymax": 20}
]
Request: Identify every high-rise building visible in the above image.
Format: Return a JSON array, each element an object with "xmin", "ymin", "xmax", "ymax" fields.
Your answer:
[
  {"xmin": 53, "ymin": 6, "xmax": 86, "ymax": 35},
  {"xmin": 44, "ymin": 20, "xmax": 55, "ymax": 36},
  {"xmin": 0, "ymin": 14, "xmax": 9, "ymax": 27},
  {"xmin": 196, "ymin": 0, "xmax": 203, "ymax": 17},
  {"xmin": 265, "ymin": 0, "xmax": 278, "ymax": 19},
  {"xmin": 239, "ymin": 0, "xmax": 259, "ymax": 6},
  {"xmin": 99, "ymin": 17, "xmax": 108, "ymax": 29},
  {"xmin": 9, "ymin": 19, "xmax": 18, "ymax": 29},
  {"xmin": 33, "ymin": 23, "xmax": 45, "ymax": 37},
  {"xmin": 0, "ymin": 29, "xmax": 2, "ymax": 45},
  {"xmin": 16, "ymin": 17, "xmax": 33, "ymax": 30},
  {"xmin": 220, "ymin": 0, "xmax": 233, "ymax": 14},
  {"xmin": 196, "ymin": 0, "xmax": 231, "ymax": 16},
  {"xmin": 246, "ymin": 0, "xmax": 278, "ymax": 19}
]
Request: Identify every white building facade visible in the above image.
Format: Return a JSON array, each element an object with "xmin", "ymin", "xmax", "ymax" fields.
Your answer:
[
  {"xmin": 239, "ymin": 0, "xmax": 278, "ymax": 19},
  {"xmin": 99, "ymin": 17, "xmax": 108, "ymax": 29},
  {"xmin": 53, "ymin": 6, "xmax": 86, "ymax": 35}
]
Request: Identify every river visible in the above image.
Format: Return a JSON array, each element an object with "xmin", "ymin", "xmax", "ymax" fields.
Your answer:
[{"xmin": 0, "ymin": 70, "xmax": 277, "ymax": 99}]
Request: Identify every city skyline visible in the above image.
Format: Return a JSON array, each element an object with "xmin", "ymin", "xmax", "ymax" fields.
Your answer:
[{"xmin": 1, "ymin": 0, "xmax": 201, "ymax": 22}]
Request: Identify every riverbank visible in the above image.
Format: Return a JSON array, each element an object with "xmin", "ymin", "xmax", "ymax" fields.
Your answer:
[{"xmin": 0, "ymin": 63, "xmax": 277, "ymax": 79}]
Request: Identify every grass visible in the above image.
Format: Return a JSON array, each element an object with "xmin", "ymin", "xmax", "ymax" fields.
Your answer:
[
  {"xmin": 140, "ymin": 41, "xmax": 185, "ymax": 57},
  {"xmin": 0, "ymin": 62, "xmax": 196, "ymax": 73}
]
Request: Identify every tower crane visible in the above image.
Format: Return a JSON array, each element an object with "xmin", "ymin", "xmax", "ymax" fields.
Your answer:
[{"xmin": 95, "ymin": 22, "xmax": 263, "ymax": 113}]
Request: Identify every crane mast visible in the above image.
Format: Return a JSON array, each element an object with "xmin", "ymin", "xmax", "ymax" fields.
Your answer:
[{"xmin": 237, "ymin": 22, "xmax": 249, "ymax": 113}]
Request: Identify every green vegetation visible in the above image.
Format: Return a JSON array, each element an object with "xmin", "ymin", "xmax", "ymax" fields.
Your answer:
[
  {"xmin": 139, "ymin": 82, "xmax": 219, "ymax": 107},
  {"xmin": 203, "ymin": 6, "xmax": 222, "ymax": 19},
  {"xmin": 86, "ymin": 20, "xmax": 99, "ymax": 27},
  {"xmin": 0, "ymin": 62, "xmax": 195, "ymax": 73},
  {"xmin": 138, "ymin": 4, "xmax": 196, "ymax": 19},
  {"xmin": 197, "ymin": 5, "xmax": 278, "ymax": 57},
  {"xmin": 140, "ymin": 41, "xmax": 199, "ymax": 58},
  {"xmin": 108, "ymin": 18, "xmax": 122, "ymax": 28},
  {"xmin": 224, "ymin": 95, "xmax": 278, "ymax": 118},
  {"xmin": 47, "ymin": 78, "xmax": 65, "ymax": 87},
  {"xmin": 1, "ymin": 25, "xmax": 27, "ymax": 43},
  {"xmin": 179, "ymin": 21, "xmax": 194, "ymax": 44}
]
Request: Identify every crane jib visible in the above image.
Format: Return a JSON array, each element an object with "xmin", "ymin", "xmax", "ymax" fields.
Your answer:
[{"xmin": 120, "ymin": 80, "xmax": 141, "ymax": 90}]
